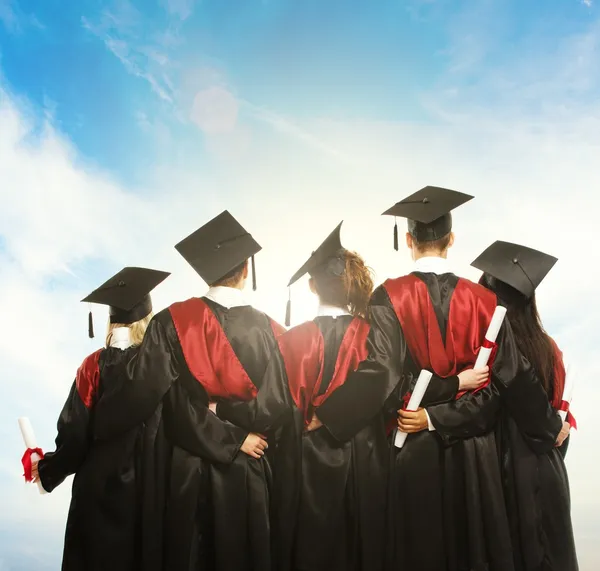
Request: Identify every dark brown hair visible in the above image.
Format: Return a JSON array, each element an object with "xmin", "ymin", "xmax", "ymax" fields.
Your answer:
[
  {"xmin": 212, "ymin": 260, "xmax": 247, "ymax": 288},
  {"xmin": 312, "ymin": 249, "xmax": 374, "ymax": 319},
  {"xmin": 413, "ymin": 232, "xmax": 452, "ymax": 254},
  {"xmin": 480, "ymin": 273, "xmax": 555, "ymax": 397}
]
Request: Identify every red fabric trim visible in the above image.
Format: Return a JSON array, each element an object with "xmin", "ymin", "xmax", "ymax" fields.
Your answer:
[
  {"xmin": 384, "ymin": 275, "xmax": 498, "ymax": 400},
  {"xmin": 280, "ymin": 318, "xmax": 370, "ymax": 426},
  {"xmin": 76, "ymin": 349, "xmax": 103, "ymax": 408},
  {"xmin": 169, "ymin": 298, "xmax": 258, "ymax": 401},
  {"xmin": 22, "ymin": 448, "xmax": 44, "ymax": 482},
  {"xmin": 549, "ymin": 339, "xmax": 577, "ymax": 429}
]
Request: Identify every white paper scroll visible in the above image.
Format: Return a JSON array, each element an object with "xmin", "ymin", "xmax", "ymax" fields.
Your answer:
[
  {"xmin": 394, "ymin": 370, "xmax": 433, "ymax": 449},
  {"xmin": 559, "ymin": 365, "xmax": 575, "ymax": 421},
  {"xmin": 18, "ymin": 417, "xmax": 47, "ymax": 494},
  {"xmin": 473, "ymin": 306, "xmax": 507, "ymax": 369}
]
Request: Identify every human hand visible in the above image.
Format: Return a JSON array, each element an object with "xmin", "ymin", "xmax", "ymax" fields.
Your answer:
[
  {"xmin": 240, "ymin": 433, "xmax": 268, "ymax": 459},
  {"xmin": 397, "ymin": 408, "xmax": 428, "ymax": 433},
  {"xmin": 458, "ymin": 366, "xmax": 489, "ymax": 391},
  {"xmin": 31, "ymin": 460, "xmax": 39, "ymax": 483},
  {"xmin": 306, "ymin": 413, "xmax": 323, "ymax": 432},
  {"xmin": 555, "ymin": 421, "xmax": 571, "ymax": 447}
]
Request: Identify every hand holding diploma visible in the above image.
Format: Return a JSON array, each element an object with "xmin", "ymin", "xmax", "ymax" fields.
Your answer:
[
  {"xmin": 18, "ymin": 417, "xmax": 47, "ymax": 494},
  {"xmin": 394, "ymin": 370, "xmax": 433, "ymax": 448}
]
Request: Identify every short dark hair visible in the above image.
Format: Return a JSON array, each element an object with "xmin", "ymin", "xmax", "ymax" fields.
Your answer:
[
  {"xmin": 211, "ymin": 260, "xmax": 247, "ymax": 287},
  {"xmin": 413, "ymin": 231, "xmax": 452, "ymax": 254}
]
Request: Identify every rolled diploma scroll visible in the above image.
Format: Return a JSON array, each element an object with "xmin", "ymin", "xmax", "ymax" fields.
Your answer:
[
  {"xmin": 394, "ymin": 370, "xmax": 433, "ymax": 449},
  {"xmin": 473, "ymin": 306, "xmax": 507, "ymax": 369},
  {"xmin": 18, "ymin": 417, "xmax": 47, "ymax": 494},
  {"xmin": 559, "ymin": 365, "xmax": 574, "ymax": 421}
]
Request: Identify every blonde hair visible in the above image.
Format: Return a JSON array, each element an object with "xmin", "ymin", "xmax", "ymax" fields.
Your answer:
[{"xmin": 105, "ymin": 312, "xmax": 154, "ymax": 347}]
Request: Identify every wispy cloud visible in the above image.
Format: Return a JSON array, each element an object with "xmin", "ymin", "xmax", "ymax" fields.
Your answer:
[
  {"xmin": 583, "ymin": 0, "xmax": 593, "ymax": 7},
  {"xmin": 161, "ymin": 0, "xmax": 196, "ymax": 21},
  {"xmin": 0, "ymin": 0, "xmax": 44, "ymax": 34}
]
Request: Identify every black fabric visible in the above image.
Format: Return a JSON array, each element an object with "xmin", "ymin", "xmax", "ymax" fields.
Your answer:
[
  {"xmin": 38, "ymin": 346, "xmax": 168, "ymax": 571},
  {"xmin": 218, "ymin": 315, "xmax": 388, "ymax": 571},
  {"xmin": 93, "ymin": 299, "xmax": 281, "ymax": 571},
  {"xmin": 316, "ymin": 272, "xmax": 561, "ymax": 571}
]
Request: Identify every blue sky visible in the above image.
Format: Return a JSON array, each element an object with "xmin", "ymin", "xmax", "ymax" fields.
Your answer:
[{"xmin": 1, "ymin": 0, "xmax": 599, "ymax": 568}]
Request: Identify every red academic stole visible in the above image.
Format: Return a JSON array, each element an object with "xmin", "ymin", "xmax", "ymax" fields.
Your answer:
[
  {"xmin": 278, "ymin": 318, "xmax": 370, "ymax": 427},
  {"xmin": 169, "ymin": 298, "xmax": 283, "ymax": 400},
  {"xmin": 550, "ymin": 339, "xmax": 577, "ymax": 429},
  {"xmin": 76, "ymin": 349, "xmax": 103, "ymax": 408},
  {"xmin": 384, "ymin": 274, "xmax": 498, "ymax": 399}
]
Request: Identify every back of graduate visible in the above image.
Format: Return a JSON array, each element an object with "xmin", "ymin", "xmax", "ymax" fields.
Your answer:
[
  {"xmin": 313, "ymin": 188, "xmax": 563, "ymax": 571},
  {"xmin": 92, "ymin": 211, "xmax": 285, "ymax": 571},
  {"xmin": 32, "ymin": 267, "xmax": 170, "ymax": 571},
  {"xmin": 218, "ymin": 223, "xmax": 388, "ymax": 571},
  {"xmin": 474, "ymin": 241, "xmax": 578, "ymax": 571}
]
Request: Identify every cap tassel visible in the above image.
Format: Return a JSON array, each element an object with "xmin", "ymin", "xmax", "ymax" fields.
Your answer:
[
  {"xmin": 285, "ymin": 288, "xmax": 291, "ymax": 327},
  {"xmin": 251, "ymin": 255, "xmax": 257, "ymax": 291},
  {"xmin": 88, "ymin": 310, "xmax": 94, "ymax": 339},
  {"xmin": 393, "ymin": 218, "xmax": 399, "ymax": 251}
]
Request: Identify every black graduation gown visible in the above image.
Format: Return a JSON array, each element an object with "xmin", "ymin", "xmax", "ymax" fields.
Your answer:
[
  {"xmin": 496, "ymin": 341, "xmax": 578, "ymax": 571},
  {"xmin": 93, "ymin": 296, "xmax": 284, "ymax": 571},
  {"xmin": 316, "ymin": 272, "xmax": 563, "ymax": 571},
  {"xmin": 218, "ymin": 315, "xmax": 389, "ymax": 571},
  {"xmin": 38, "ymin": 345, "xmax": 168, "ymax": 571}
]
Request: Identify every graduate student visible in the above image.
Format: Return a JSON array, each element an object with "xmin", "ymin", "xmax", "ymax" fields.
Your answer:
[
  {"xmin": 473, "ymin": 241, "xmax": 578, "ymax": 571},
  {"xmin": 31, "ymin": 267, "xmax": 170, "ymax": 571},
  {"xmin": 217, "ymin": 221, "xmax": 486, "ymax": 571},
  {"xmin": 92, "ymin": 211, "xmax": 285, "ymax": 571},
  {"xmin": 312, "ymin": 187, "xmax": 563, "ymax": 571}
]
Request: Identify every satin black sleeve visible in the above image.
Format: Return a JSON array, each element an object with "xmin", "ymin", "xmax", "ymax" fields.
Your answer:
[
  {"xmin": 426, "ymin": 382, "xmax": 502, "ymax": 440},
  {"xmin": 93, "ymin": 316, "xmax": 178, "ymax": 440},
  {"xmin": 163, "ymin": 375, "xmax": 249, "ymax": 465},
  {"xmin": 216, "ymin": 348, "xmax": 295, "ymax": 435},
  {"xmin": 491, "ymin": 319, "xmax": 562, "ymax": 454},
  {"xmin": 38, "ymin": 382, "xmax": 91, "ymax": 493},
  {"xmin": 317, "ymin": 286, "xmax": 407, "ymax": 442}
]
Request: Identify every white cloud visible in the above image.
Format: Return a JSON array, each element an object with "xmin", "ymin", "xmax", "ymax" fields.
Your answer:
[{"xmin": 583, "ymin": 0, "xmax": 592, "ymax": 7}]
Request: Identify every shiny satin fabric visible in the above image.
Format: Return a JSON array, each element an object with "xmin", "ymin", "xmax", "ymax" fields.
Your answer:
[
  {"xmin": 169, "ymin": 297, "xmax": 258, "ymax": 400},
  {"xmin": 219, "ymin": 315, "xmax": 387, "ymax": 571},
  {"xmin": 39, "ymin": 346, "xmax": 168, "ymax": 571},
  {"xmin": 75, "ymin": 348, "xmax": 103, "ymax": 408},
  {"xmin": 384, "ymin": 274, "xmax": 496, "ymax": 387},
  {"xmin": 93, "ymin": 301, "xmax": 283, "ymax": 571}
]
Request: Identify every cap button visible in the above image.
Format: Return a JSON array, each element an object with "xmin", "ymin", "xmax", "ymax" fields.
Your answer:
[
  {"xmin": 422, "ymin": 197, "xmax": 429, "ymax": 204},
  {"xmin": 512, "ymin": 258, "xmax": 518, "ymax": 264},
  {"xmin": 118, "ymin": 280, "xmax": 126, "ymax": 287}
]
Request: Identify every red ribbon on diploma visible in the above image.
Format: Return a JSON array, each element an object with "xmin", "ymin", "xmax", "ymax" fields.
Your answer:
[
  {"xmin": 559, "ymin": 400, "xmax": 577, "ymax": 430},
  {"xmin": 21, "ymin": 448, "xmax": 44, "ymax": 482}
]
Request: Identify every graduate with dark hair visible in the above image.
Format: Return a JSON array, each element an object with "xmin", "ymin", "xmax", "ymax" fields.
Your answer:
[
  {"xmin": 473, "ymin": 241, "xmax": 578, "ymax": 571},
  {"xmin": 311, "ymin": 187, "xmax": 562, "ymax": 571},
  {"xmin": 31, "ymin": 267, "xmax": 170, "ymax": 571},
  {"xmin": 92, "ymin": 211, "xmax": 285, "ymax": 571},
  {"xmin": 217, "ymin": 222, "xmax": 485, "ymax": 571}
]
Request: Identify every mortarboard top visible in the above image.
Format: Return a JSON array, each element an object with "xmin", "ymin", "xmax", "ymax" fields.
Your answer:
[
  {"xmin": 174, "ymin": 210, "xmax": 261, "ymax": 288},
  {"xmin": 288, "ymin": 221, "xmax": 344, "ymax": 287},
  {"xmin": 81, "ymin": 266, "xmax": 170, "ymax": 337},
  {"xmin": 285, "ymin": 221, "xmax": 345, "ymax": 326},
  {"xmin": 471, "ymin": 240, "xmax": 558, "ymax": 299},
  {"xmin": 382, "ymin": 186, "xmax": 474, "ymax": 246}
]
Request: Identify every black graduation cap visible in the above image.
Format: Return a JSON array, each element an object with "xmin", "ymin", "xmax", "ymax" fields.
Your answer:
[
  {"xmin": 382, "ymin": 186, "xmax": 473, "ymax": 247},
  {"xmin": 285, "ymin": 221, "xmax": 345, "ymax": 326},
  {"xmin": 81, "ymin": 267, "xmax": 170, "ymax": 338},
  {"xmin": 174, "ymin": 210, "xmax": 262, "ymax": 290},
  {"xmin": 471, "ymin": 240, "xmax": 558, "ymax": 299}
]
